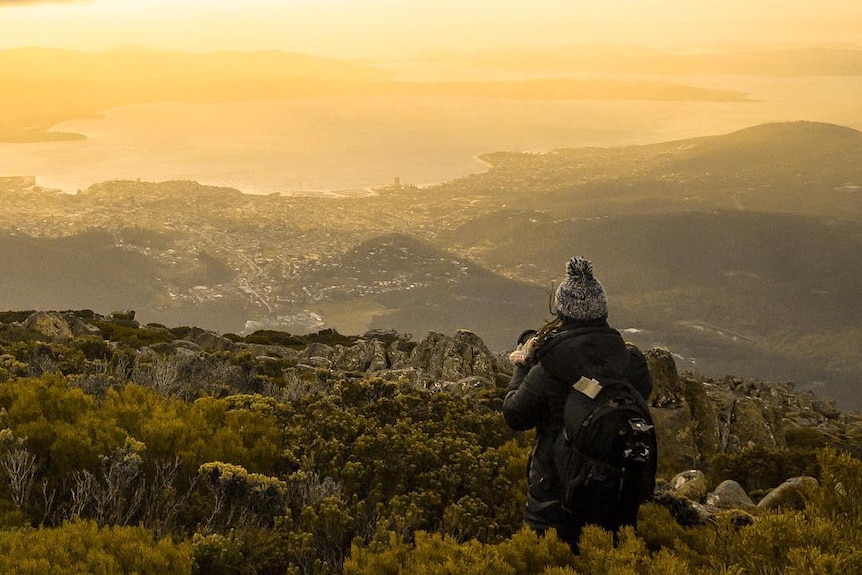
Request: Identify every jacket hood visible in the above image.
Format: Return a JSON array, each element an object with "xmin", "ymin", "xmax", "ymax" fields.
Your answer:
[{"xmin": 536, "ymin": 323, "xmax": 630, "ymax": 384}]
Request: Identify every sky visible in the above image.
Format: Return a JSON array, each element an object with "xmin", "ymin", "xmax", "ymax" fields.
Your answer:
[{"xmin": 0, "ymin": 0, "xmax": 860, "ymax": 58}]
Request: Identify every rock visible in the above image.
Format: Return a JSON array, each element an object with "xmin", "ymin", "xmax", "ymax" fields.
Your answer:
[
  {"xmin": 707, "ymin": 480, "xmax": 756, "ymax": 510},
  {"xmin": 237, "ymin": 343, "xmax": 301, "ymax": 360},
  {"xmin": 21, "ymin": 311, "xmax": 74, "ymax": 342},
  {"xmin": 428, "ymin": 376, "xmax": 495, "ymax": 396},
  {"xmin": 172, "ymin": 340, "xmax": 202, "ymax": 353},
  {"xmin": 300, "ymin": 356, "xmax": 333, "ymax": 370},
  {"xmin": 645, "ymin": 348, "xmax": 685, "ymax": 407},
  {"xmin": 107, "ymin": 310, "xmax": 140, "ymax": 328},
  {"xmin": 727, "ymin": 397, "xmax": 783, "ymax": 452},
  {"xmin": 363, "ymin": 329, "xmax": 404, "ymax": 345},
  {"xmin": 63, "ymin": 313, "xmax": 103, "ymax": 337},
  {"xmin": 670, "ymin": 470, "xmax": 709, "ymax": 502},
  {"xmin": 651, "ymin": 403, "xmax": 699, "ymax": 471},
  {"xmin": 813, "ymin": 399, "xmax": 841, "ymax": 420},
  {"xmin": 367, "ymin": 339, "xmax": 389, "ymax": 371},
  {"xmin": 386, "ymin": 340, "xmax": 412, "ymax": 370},
  {"xmin": 683, "ymin": 376, "xmax": 721, "ymax": 460},
  {"xmin": 194, "ymin": 331, "xmax": 235, "ymax": 352},
  {"xmin": 332, "ymin": 342, "xmax": 371, "ymax": 372},
  {"xmin": 651, "ymin": 490, "xmax": 711, "ymax": 526},
  {"xmin": 329, "ymin": 338, "xmax": 389, "ymax": 372},
  {"xmin": 408, "ymin": 330, "xmax": 498, "ymax": 384},
  {"xmin": 303, "ymin": 343, "xmax": 334, "ymax": 361},
  {"xmin": 110, "ymin": 310, "xmax": 136, "ymax": 321},
  {"xmin": 846, "ymin": 413, "xmax": 862, "ymax": 440},
  {"xmin": 757, "ymin": 476, "xmax": 818, "ymax": 510},
  {"xmin": 376, "ymin": 368, "xmax": 424, "ymax": 387}
]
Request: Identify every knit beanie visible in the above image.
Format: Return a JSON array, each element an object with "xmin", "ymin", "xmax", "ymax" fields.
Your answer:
[{"xmin": 554, "ymin": 256, "xmax": 609, "ymax": 321}]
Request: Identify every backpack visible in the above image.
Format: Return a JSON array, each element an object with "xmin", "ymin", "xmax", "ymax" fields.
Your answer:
[{"xmin": 553, "ymin": 375, "xmax": 657, "ymax": 524}]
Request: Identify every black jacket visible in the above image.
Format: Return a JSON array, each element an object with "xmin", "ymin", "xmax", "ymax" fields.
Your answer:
[{"xmin": 501, "ymin": 319, "xmax": 652, "ymax": 531}]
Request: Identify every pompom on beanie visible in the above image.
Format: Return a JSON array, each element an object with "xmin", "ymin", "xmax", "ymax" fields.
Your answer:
[{"xmin": 554, "ymin": 256, "xmax": 609, "ymax": 321}]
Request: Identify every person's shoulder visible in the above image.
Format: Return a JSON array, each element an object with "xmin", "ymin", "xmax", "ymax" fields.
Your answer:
[{"xmin": 623, "ymin": 343, "xmax": 653, "ymax": 400}]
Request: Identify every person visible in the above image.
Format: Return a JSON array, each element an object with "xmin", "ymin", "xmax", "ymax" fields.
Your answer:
[{"xmin": 502, "ymin": 256, "xmax": 653, "ymax": 552}]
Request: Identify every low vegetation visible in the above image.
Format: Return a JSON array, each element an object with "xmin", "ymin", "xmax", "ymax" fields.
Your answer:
[{"xmin": 0, "ymin": 319, "xmax": 859, "ymax": 574}]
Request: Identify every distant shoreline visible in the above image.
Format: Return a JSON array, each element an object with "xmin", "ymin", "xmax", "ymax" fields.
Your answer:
[{"xmin": 0, "ymin": 128, "xmax": 86, "ymax": 144}]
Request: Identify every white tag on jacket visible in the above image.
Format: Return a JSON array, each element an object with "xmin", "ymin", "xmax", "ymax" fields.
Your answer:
[{"xmin": 572, "ymin": 376, "xmax": 603, "ymax": 399}]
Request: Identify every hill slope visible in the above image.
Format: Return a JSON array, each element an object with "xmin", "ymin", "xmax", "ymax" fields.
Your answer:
[
  {"xmin": 294, "ymin": 233, "xmax": 548, "ymax": 349},
  {"xmin": 1, "ymin": 121, "xmax": 859, "ymax": 405}
]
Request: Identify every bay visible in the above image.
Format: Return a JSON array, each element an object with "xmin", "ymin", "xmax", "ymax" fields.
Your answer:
[{"xmin": 1, "ymin": 76, "xmax": 860, "ymax": 195}]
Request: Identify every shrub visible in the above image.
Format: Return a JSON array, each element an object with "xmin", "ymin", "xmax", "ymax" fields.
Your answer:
[
  {"xmin": 707, "ymin": 447, "xmax": 819, "ymax": 493},
  {"xmin": 0, "ymin": 520, "xmax": 192, "ymax": 574},
  {"xmin": 91, "ymin": 321, "xmax": 176, "ymax": 347}
]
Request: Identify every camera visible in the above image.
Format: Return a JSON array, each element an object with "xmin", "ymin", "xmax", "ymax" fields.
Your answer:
[{"xmin": 516, "ymin": 329, "xmax": 537, "ymax": 346}]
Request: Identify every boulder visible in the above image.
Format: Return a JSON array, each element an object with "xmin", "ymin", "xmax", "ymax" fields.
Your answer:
[
  {"xmin": 705, "ymin": 385, "xmax": 783, "ymax": 454},
  {"xmin": 194, "ymin": 331, "xmax": 235, "ymax": 352},
  {"xmin": 670, "ymin": 470, "xmax": 709, "ymax": 502},
  {"xmin": 386, "ymin": 340, "xmax": 413, "ymax": 370},
  {"xmin": 329, "ymin": 338, "xmax": 390, "ymax": 373},
  {"xmin": 108, "ymin": 309, "xmax": 140, "ymax": 328},
  {"xmin": 645, "ymin": 348, "xmax": 685, "ymax": 407},
  {"xmin": 110, "ymin": 310, "xmax": 136, "ymax": 321},
  {"xmin": 300, "ymin": 356, "xmax": 333, "ymax": 370},
  {"xmin": 651, "ymin": 490, "xmax": 711, "ymax": 526},
  {"xmin": 332, "ymin": 342, "xmax": 372, "ymax": 372},
  {"xmin": 707, "ymin": 480, "xmax": 756, "ymax": 510},
  {"xmin": 683, "ymin": 376, "xmax": 721, "ymax": 460},
  {"xmin": 757, "ymin": 476, "xmax": 818, "ymax": 511},
  {"xmin": 408, "ymin": 330, "xmax": 498, "ymax": 384},
  {"xmin": 363, "ymin": 329, "xmax": 404, "ymax": 345},
  {"xmin": 63, "ymin": 313, "xmax": 103, "ymax": 337},
  {"xmin": 427, "ymin": 375, "xmax": 495, "ymax": 396},
  {"xmin": 736, "ymin": 397, "xmax": 782, "ymax": 451},
  {"xmin": 651, "ymin": 403, "xmax": 699, "ymax": 471},
  {"xmin": 367, "ymin": 339, "xmax": 389, "ymax": 371},
  {"xmin": 22, "ymin": 311, "xmax": 74, "ymax": 342},
  {"xmin": 237, "ymin": 343, "xmax": 302, "ymax": 360},
  {"xmin": 303, "ymin": 343, "xmax": 334, "ymax": 361},
  {"xmin": 172, "ymin": 340, "xmax": 202, "ymax": 353},
  {"xmin": 813, "ymin": 399, "xmax": 841, "ymax": 420},
  {"xmin": 845, "ymin": 413, "xmax": 862, "ymax": 441}
]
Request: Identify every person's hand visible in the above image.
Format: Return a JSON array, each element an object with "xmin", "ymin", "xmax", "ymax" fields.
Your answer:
[{"xmin": 508, "ymin": 336, "xmax": 536, "ymax": 366}]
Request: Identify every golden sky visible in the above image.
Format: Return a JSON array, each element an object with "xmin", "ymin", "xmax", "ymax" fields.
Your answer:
[{"xmin": 0, "ymin": 0, "xmax": 860, "ymax": 57}]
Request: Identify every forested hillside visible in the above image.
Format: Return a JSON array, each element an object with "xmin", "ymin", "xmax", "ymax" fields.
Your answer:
[{"xmin": 0, "ymin": 310, "xmax": 859, "ymax": 574}]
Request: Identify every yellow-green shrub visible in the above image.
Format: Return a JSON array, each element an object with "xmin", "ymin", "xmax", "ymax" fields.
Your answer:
[{"xmin": 0, "ymin": 520, "xmax": 192, "ymax": 575}]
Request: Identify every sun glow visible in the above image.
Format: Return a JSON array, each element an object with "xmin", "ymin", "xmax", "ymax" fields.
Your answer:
[{"xmin": 0, "ymin": 0, "xmax": 860, "ymax": 56}]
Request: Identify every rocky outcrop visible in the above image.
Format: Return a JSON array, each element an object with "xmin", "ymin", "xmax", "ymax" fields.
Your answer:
[
  {"xmin": 405, "ymin": 330, "xmax": 498, "ymax": 386},
  {"xmin": 639, "ymin": 348, "xmax": 861, "ymax": 472},
  {"xmin": 10, "ymin": 311, "xmax": 860, "ymax": 467},
  {"xmin": 330, "ymin": 337, "xmax": 401, "ymax": 373},
  {"xmin": 645, "ymin": 349, "xmax": 700, "ymax": 469},
  {"xmin": 20, "ymin": 311, "xmax": 72, "ymax": 341}
]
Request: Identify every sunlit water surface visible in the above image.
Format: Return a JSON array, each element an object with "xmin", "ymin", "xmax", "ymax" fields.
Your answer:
[{"xmin": 2, "ymin": 76, "xmax": 860, "ymax": 195}]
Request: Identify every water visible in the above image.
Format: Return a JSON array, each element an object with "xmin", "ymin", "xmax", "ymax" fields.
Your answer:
[{"xmin": 2, "ymin": 76, "xmax": 861, "ymax": 195}]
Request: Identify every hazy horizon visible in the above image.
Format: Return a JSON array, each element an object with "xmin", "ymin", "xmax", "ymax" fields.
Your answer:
[
  {"xmin": 3, "ymin": 1, "xmax": 861, "ymax": 195},
  {"xmin": 5, "ymin": 74, "xmax": 861, "ymax": 195},
  {"xmin": 1, "ymin": 0, "xmax": 861, "ymax": 58}
]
